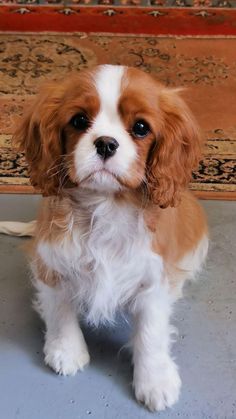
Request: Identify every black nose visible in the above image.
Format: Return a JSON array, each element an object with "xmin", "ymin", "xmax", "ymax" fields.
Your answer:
[{"xmin": 94, "ymin": 136, "xmax": 119, "ymax": 160}]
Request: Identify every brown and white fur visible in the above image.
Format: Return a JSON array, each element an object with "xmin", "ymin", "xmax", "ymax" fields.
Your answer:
[{"xmin": 0, "ymin": 65, "xmax": 208, "ymax": 412}]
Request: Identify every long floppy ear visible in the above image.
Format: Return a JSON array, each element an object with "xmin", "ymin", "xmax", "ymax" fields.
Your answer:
[
  {"xmin": 147, "ymin": 89, "xmax": 202, "ymax": 208},
  {"xmin": 13, "ymin": 82, "xmax": 66, "ymax": 196}
]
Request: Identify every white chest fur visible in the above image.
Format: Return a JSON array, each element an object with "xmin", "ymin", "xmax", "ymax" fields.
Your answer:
[{"xmin": 37, "ymin": 194, "xmax": 163, "ymax": 325}]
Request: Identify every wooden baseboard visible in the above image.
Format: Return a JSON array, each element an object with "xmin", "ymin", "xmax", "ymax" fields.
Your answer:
[
  {"xmin": 0, "ymin": 185, "xmax": 38, "ymax": 194},
  {"xmin": 0, "ymin": 184, "xmax": 235, "ymax": 201},
  {"xmin": 193, "ymin": 190, "xmax": 236, "ymax": 201}
]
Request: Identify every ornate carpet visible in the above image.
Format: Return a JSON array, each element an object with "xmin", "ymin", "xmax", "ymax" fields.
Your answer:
[{"xmin": 0, "ymin": 33, "xmax": 236, "ymax": 198}]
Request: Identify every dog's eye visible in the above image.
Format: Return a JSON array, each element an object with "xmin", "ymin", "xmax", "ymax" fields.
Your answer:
[
  {"xmin": 70, "ymin": 113, "xmax": 90, "ymax": 131},
  {"xmin": 132, "ymin": 120, "xmax": 150, "ymax": 139}
]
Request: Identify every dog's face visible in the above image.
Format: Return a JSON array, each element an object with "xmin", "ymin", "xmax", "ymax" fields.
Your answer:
[{"xmin": 14, "ymin": 65, "xmax": 201, "ymax": 207}]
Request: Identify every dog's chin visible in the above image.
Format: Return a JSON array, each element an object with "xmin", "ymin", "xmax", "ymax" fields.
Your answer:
[{"xmin": 80, "ymin": 170, "xmax": 122, "ymax": 193}]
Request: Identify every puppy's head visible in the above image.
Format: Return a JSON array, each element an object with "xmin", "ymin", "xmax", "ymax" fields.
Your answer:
[{"xmin": 14, "ymin": 65, "xmax": 201, "ymax": 207}]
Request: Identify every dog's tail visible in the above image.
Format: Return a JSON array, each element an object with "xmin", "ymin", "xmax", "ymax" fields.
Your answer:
[{"xmin": 0, "ymin": 221, "xmax": 36, "ymax": 237}]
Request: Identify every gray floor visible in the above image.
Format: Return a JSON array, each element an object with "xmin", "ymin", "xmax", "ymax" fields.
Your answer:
[{"xmin": 0, "ymin": 195, "xmax": 236, "ymax": 419}]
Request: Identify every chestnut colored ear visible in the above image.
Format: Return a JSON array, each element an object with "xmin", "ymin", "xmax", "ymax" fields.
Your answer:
[
  {"xmin": 13, "ymin": 83, "xmax": 65, "ymax": 196},
  {"xmin": 147, "ymin": 89, "xmax": 202, "ymax": 208}
]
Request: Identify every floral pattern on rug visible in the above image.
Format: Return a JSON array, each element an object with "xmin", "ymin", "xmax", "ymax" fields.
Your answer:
[{"xmin": 1, "ymin": 35, "xmax": 236, "ymax": 95}]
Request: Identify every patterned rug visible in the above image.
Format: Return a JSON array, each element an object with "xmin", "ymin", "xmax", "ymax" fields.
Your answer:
[{"xmin": 0, "ymin": 33, "xmax": 236, "ymax": 198}]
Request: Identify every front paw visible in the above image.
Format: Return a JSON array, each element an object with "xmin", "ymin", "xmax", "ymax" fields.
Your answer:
[
  {"xmin": 44, "ymin": 338, "xmax": 90, "ymax": 376},
  {"xmin": 133, "ymin": 358, "xmax": 181, "ymax": 412}
]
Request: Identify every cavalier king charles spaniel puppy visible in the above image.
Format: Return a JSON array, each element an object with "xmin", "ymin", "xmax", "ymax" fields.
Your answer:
[{"xmin": 0, "ymin": 65, "xmax": 208, "ymax": 411}]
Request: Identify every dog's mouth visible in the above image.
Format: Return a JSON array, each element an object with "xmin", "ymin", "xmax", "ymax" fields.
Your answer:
[
  {"xmin": 80, "ymin": 169, "xmax": 123, "ymax": 191},
  {"xmin": 83, "ymin": 169, "xmax": 117, "ymax": 182}
]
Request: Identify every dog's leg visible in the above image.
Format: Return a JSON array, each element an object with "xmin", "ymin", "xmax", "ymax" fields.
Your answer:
[
  {"xmin": 132, "ymin": 283, "xmax": 181, "ymax": 411},
  {"xmin": 34, "ymin": 279, "xmax": 90, "ymax": 376}
]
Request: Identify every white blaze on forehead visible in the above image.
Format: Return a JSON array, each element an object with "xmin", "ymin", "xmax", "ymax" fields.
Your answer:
[
  {"xmin": 93, "ymin": 65, "xmax": 126, "ymax": 115},
  {"xmin": 74, "ymin": 64, "xmax": 137, "ymax": 186}
]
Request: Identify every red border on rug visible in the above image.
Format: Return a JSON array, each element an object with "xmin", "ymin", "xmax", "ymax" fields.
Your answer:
[{"xmin": 0, "ymin": 6, "xmax": 236, "ymax": 36}]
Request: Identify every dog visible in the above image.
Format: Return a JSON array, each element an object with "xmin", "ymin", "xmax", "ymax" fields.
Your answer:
[{"xmin": 0, "ymin": 65, "xmax": 208, "ymax": 411}]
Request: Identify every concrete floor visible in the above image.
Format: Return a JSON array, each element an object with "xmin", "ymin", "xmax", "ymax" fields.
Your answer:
[{"xmin": 0, "ymin": 195, "xmax": 236, "ymax": 419}]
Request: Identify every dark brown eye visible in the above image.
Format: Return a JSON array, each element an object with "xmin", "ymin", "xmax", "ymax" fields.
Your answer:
[
  {"xmin": 70, "ymin": 113, "xmax": 90, "ymax": 131},
  {"xmin": 132, "ymin": 120, "xmax": 150, "ymax": 139}
]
